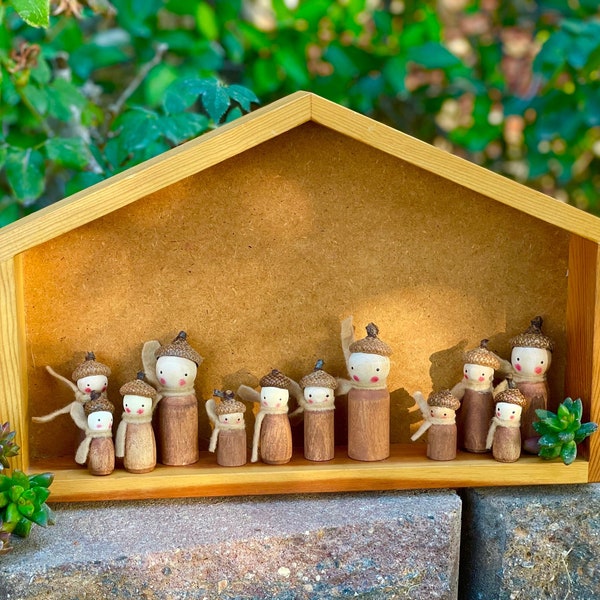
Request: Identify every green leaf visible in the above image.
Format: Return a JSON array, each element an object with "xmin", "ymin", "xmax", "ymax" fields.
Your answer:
[
  {"xmin": 558, "ymin": 431, "xmax": 574, "ymax": 443},
  {"xmin": 538, "ymin": 432, "xmax": 560, "ymax": 447},
  {"xmin": 45, "ymin": 137, "xmax": 91, "ymax": 169},
  {"xmin": 5, "ymin": 148, "xmax": 45, "ymax": 204},
  {"xmin": 12, "ymin": 518, "xmax": 32, "ymax": 538},
  {"xmin": 196, "ymin": 2, "xmax": 219, "ymax": 41},
  {"xmin": 535, "ymin": 409, "xmax": 556, "ymax": 421},
  {"xmin": 200, "ymin": 81, "xmax": 230, "ymax": 123},
  {"xmin": 9, "ymin": 0, "xmax": 49, "ymax": 28},
  {"xmin": 11, "ymin": 471, "xmax": 30, "ymax": 490},
  {"xmin": 30, "ymin": 507, "xmax": 48, "ymax": 527},
  {"xmin": 557, "ymin": 402, "xmax": 570, "ymax": 421},
  {"xmin": 28, "ymin": 472, "xmax": 54, "ymax": 489},
  {"xmin": 65, "ymin": 172, "xmax": 105, "ymax": 197},
  {"xmin": 46, "ymin": 79, "xmax": 87, "ymax": 122},
  {"xmin": 0, "ymin": 476, "xmax": 12, "ymax": 492},
  {"xmin": 32, "ymin": 486, "xmax": 50, "ymax": 505},
  {"xmin": 30, "ymin": 57, "xmax": 51, "ymax": 84},
  {"xmin": 0, "ymin": 491, "xmax": 9, "ymax": 508},
  {"xmin": 407, "ymin": 42, "xmax": 461, "ymax": 69},
  {"xmin": 3, "ymin": 503, "xmax": 20, "ymax": 528},
  {"xmin": 0, "ymin": 147, "xmax": 6, "ymax": 171},
  {"xmin": 274, "ymin": 46, "xmax": 310, "ymax": 86},
  {"xmin": 224, "ymin": 106, "xmax": 242, "ymax": 123},
  {"xmin": 115, "ymin": 108, "xmax": 161, "ymax": 151},
  {"xmin": 159, "ymin": 113, "xmax": 209, "ymax": 145},
  {"xmin": 571, "ymin": 398, "xmax": 583, "ymax": 421},
  {"xmin": 227, "ymin": 84, "xmax": 259, "ymax": 112},
  {"xmin": 23, "ymin": 84, "xmax": 48, "ymax": 116},
  {"xmin": 539, "ymin": 445, "xmax": 562, "ymax": 459},
  {"xmin": 8, "ymin": 485, "xmax": 24, "ymax": 503},
  {"xmin": 560, "ymin": 440, "xmax": 578, "ymax": 465},
  {"xmin": 163, "ymin": 78, "xmax": 210, "ymax": 115},
  {"xmin": 574, "ymin": 421, "xmax": 599, "ymax": 443}
]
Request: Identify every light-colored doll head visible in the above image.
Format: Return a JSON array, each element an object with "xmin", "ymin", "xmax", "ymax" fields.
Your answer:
[
  {"xmin": 154, "ymin": 331, "xmax": 202, "ymax": 389},
  {"xmin": 77, "ymin": 374, "xmax": 108, "ymax": 395},
  {"xmin": 72, "ymin": 352, "xmax": 111, "ymax": 394},
  {"xmin": 427, "ymin": 390, "xmax": 460, "ymax": 420},
  {"xmin": 347, "ymin": 323, "xmax": 392, "ymax": 388},
  {"xmin": 259, "ymin": 369, "xmax": 291, "ymax": 410},
  {"xmin": 509, "ymin": 316, "xmax": 553, "ymax": 378},
  {"xmin": 123, "ymin": 394, "xmax": 152, "ymax": 416},
  {"xmin": 495, "ymin": 401, "xmax": 523, "ymax": 422},
  {"xmin": 87, "ymin": 410, "xmax": 113, "ymax": 432}
]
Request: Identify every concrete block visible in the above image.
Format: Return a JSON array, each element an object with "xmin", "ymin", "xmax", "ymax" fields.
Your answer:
[
  {"xmin": 1, "ymin": 490, "xmax": 461, "ymax": 600},
  {"xmin": 460, "ymin": 485, "xmax": 600, "ymax": 600}
]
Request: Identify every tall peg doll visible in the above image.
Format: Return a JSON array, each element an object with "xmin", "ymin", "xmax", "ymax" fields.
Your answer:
[
  {"xmin": 116, "ymin": 371, "xmax": 158, "ymax": 474},
  {"xmin": 205, "ymin": 390, "xmax": 247, "ymax": 467},
  {"xmin": 451, "ymin": 339, "xmax": 500, "ymax": 453},
  {"xmin": 142, "ymin": 331, "xmax": 203, "ymax": 466},
  {"xmin": 75, "ymin": 391, "xmax": 115, "ymax": 476},
  {"xmin": 338, "ymin": 319, "xmax": 392, "ymax": 461}
]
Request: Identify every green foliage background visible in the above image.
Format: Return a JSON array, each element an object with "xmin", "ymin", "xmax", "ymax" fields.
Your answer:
[{"xmin": 1, "ymin": 0, "xmax": 600, "ymax": 226}]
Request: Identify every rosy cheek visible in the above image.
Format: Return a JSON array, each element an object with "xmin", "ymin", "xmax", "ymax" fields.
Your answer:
[
  {"xmin": 137, "ymin": 408, "xmax": 144, "ymax": 415},
  {"xmin": 309, "ymin": 399, "xmax": 314, "ymax": 404},
  {"xmin": 478, "ymin": 376, "xmax": 485, "ymax": 382},
  {"xmin": 370, "ymin": 376, "xmax": 379, "ymax": 383},
  {"xmin": 262, "ymin": 401, "xmax": 268, "ymax": 407},
  {"xmin": 276, "ymin": 402, "xmax": 281, "ymax": 408},
  {"xmin": 497, "ymin": 411, "xmax": 501, "ymax": 417},
  {"xmin": 464, "ymin": 374, "xmax": 469, "ymax": 380},
  {"xmin": 179, "ymin": 378, "xmax": 186, "ymax": 387},
  {"xmin": 96, "ymin": 424, "xmax": 103, "ymax": 429},
  {"xmin": 510, "ymin": 415, "xmax": 515, "ymax": 419},
  {"xmin": 85, "ymin": 387, "xmax": 91, "ymax": 393},
  {"xmin": 102, "ymin": 385, "xmax": 107, "ymax": 391},
  {"xmin": 125, "ymin": 408, "xmax": 131, "ymax": 413},
  {"xmin": 160, "ymin": 377, "xmax": 166, "ymax": 385},
  {"xmin": 514, "ymin": 364, "xmax": 522, "ymax": 372},
  {"xmin": 534, "ymin": 366, "xmax": 543, "ymax": 375}
]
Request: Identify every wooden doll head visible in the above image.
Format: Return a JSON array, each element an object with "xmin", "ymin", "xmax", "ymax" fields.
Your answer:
[
  {"xmin": 84, "ymin": 393, "xmax": 114, "ymax": 432},
  {"xmin": 154, "ymin": 331, "xmax": 202, "ymax": 389},
  {"xmin": 348, "ymin": 323, "xmax": 392, "ymax": 387},
  {"xmin": 214, "ymin": 390, "xmax": 246, "ymax": 425},
  {"xmin": 72, "ymin": 352, "xmax": 111, "ymax": 394},
  {"xmin": 259, "ymin": 369, "xmax": 291, "ymax": 409},
  {"xmin": 427, "ymin": 390, "xmax": 460, "ymax": 421},
  {"xmin": 509, "ymin": 317, "xmax": 553, "ymax": 377},
  {"xmin": 119, "ymin": 371, "xmax": 158, "ymax": 416},
  {"xmin": 300, "ymin": 359, "xmax": 337, "ymax": 406},
  {"xmin": 463, "ymin": 340, "xmax": 499, "ymax": 384}
]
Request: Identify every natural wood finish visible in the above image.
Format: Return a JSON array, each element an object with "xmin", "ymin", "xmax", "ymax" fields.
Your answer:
[
  {"xmin": 158, "ymin": 395, "xmax": 199, "ymax": 466},
  {"xmin": 348, "ymin": 388, "xmax": 390, "ymax": 461},
  {"xmin": 216, "ymin": 429, "xmax": 247, "ymax": 467},
  {"xmin": 565, "ymin": 235, "xmax": 600, "ymax": 481},
  {"xmin": 458, "ymin": 389, "xmax": 494, "ymax": 454},
  {"xmin": 491, "ymin": 426, "xmax": 521, "ymax": 463},
  {"xmin": 123, "ymin": 422, "xmax": 156, "ymax": 474},
  {"xmin": 259, "ymin": 413, "xmax": 292, "ymax": 465},
  {"xmin": 304, "ymin": 410, "xmax": 335, "ymax": 462},
  {"xmin": 32, "ymin": 444, "xmax": 589, "ymax": 503},
  {"xmin": 87, "ymin": 437, "xmax": 114, "ymax": 476},
  {"xmin": 517, "ymin": 381, "xmax": 548, "ymax": 450},
  {"xmin": 427, "ymin": 424, "xmax": 457, "ymax": 461}
]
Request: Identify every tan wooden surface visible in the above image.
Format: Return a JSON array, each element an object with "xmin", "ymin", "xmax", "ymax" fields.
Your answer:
[{"xmin": 33, "ymin": 444, "xmax": 589, "ymax": 503}]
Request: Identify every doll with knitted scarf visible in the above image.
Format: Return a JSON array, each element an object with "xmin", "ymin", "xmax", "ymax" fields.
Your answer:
[
  {"xmin": 337, "ymin": 318, "xmax": 392, "ymax": 462},
  {"xmin": 115, "ymin": 372, "xmax": 158, "ymax": 473},
  {"xmin": 205, "ymin": 389, "xmax": 247, "ymax": 467},
  {"xmin": 75, "ymin": 391, "xmax": 115, "ymax": 476},
  {"xmin": 142, "ymin": 331, "xmax": 203, "ymax": 466},
  {"xmin": 411, "ymin": 389, "xmax": 461, "ymax": 461}
]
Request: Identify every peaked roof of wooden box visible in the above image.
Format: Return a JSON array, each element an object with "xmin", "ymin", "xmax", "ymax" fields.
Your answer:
[{"xmin": 2, "ymin": 90, "xmax": 600, "ymax": 260}]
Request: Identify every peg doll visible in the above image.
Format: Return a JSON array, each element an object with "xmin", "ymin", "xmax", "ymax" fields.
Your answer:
[
  {"xmin": 238, "ymin": 369, "xmax": 294, "ymax": 465},
  {"xmin": 451, "ymin": 339, "xmax": 500, "ymax": 453},
  {"xmin": 486, "ymin": 379, "xmax": 527, "ymax": 463},
  {"xmin": 142, "ymin": 331, "xmax": 203, "ymax": 466},
  {"xmin": 33, "ymin": 352, "xmax": 111, "ymax": 431},
  {"xmin": 411, "ymin": 390, "xmax": 461, "ymax": 461},
  {"xmin": 338, "ymin": 318, "xmax": 392, "ymax": 461},
  {"xmin": 297, "ymin": 359, "xmax": 337, "ymax": 462},
  {"xmin": 205, "ymin": 389, "xmax": 247, "ymax": 467},
  {"xmin": 115, "ymin": 371, "xmax": 158, "ymax": 474},
  {"xmin": 75, "ymin": 391, "xmax": 115, "ymax": 476}
]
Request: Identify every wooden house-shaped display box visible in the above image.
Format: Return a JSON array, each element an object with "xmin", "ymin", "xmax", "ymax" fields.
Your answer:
[{"xmin": 1, "ymin": 92, "xmax": 599, "ymax": 501}]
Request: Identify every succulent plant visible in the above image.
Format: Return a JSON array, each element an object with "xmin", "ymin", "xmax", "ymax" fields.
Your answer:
[
  {"xmin": 0, "ymin": 422, "xmax": 20, "ymax": 471},
  {"xmin": 534, "ymin": 398, "xmax": 598, "ymax": 465}
]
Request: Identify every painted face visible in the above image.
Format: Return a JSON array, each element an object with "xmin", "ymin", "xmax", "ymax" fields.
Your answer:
[
  {"xmin": 123, "ymin": 394, "xmax": 151, "ymax": 416},
  {"xmin": 348, "ymin": 352, "xmax": 390, "ymax": 386},
  {"xmin": 511, "ymin": 347, "xmax": 551, "ymax": 377},
  {"xmin": 77, "ymin": 374, "xmax": 108, "ymax": 394},
  {"xmin": 87, "ymin": 410, "xmax": 113, "ymax": 431},
  {"xmin": 429, "ymin": 405, "xmax": 455, "ymax": 420},
  {"xmin": 261, "ymin": 386, "xmax": 289, "ymax": 409},
  {"xmin": 217, "ymin": 412, "xmax": 244, "ymax": 425},
  {"xmin": 156, "ymin": 356, "xmax": 197, "ymax": 390},
  {"xmin": 303, "ymin": 386, "xmax": 334, "ymax": 405},
  {"xmin": 463, "ymin": 363, "xmax": 494, "ymax": 384},
  {"xmin": 496, "ymin": 401, "xmax": 523, "ymax": 421}
]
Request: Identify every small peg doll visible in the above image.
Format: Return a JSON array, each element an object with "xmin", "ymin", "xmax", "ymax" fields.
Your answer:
[
  {"xmin": 496, "ymin": 316, "xmax": 554, "ymax": 452},
  {"xmin": 451, "ymin": 339, "xmax": 500, "ymax": 453},
  {"xmin": 238, "ymin": 369, "xmax": 294, "ymax": 465},
  {"xmin": 205, "ymin": 390, "xmax": 247, "ymax": 467},
  {"xmin": 115, "ymin": 371, "xmax": 158, "ymax": 474},
  {"xmin": 297, "ymin": 360, "xmax": 337, "ymax": 462},
  {"xmin": 142, "ymin": 331, "xmax": 203, "ymax": 466},
  {"xmin": 411, "ymin": 390, "xmax": 461, "ymax": 461},
  {"xmin": 338, "ymin": 318, "xmax": 392, "ymax": 462},
  {"xmin": 75, "ymin": 391, "xmax": 115, "ymax": 476},
  {"xmin": 486, "ymin": 379, "xmax": 527, "ymax": 463},
  {"xmin": 33, "ymin": 352, "xmax": 111, "ymax": 431}
]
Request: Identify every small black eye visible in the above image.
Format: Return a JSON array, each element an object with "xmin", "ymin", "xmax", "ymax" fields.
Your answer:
[
  {"xmin": 516, "ymin": 358, "xmax": 520, "ymax": 362},
  {"xmin": 376, "ymin": 368, "xmax": 380, "ymax": 372},
  {"xmin": 160, "ymin": 371, "xmax": 163, "ymax": 374},
  {"xmin": 326, "ymin": 394, "xmax": 330, "ymax": 398},
  {"xmin": 309, "ymin": 394, "xmax": 312, "ymax": 398},
  {"xmin": 351, "ymin": 366, "xmax": 354, "ymax": 370},
  {"xmin": 184, "ymin": 373, "xmax": 188, "ymax": 376},
  {"xmin": 540, "ymin": 361, "xmax": 544, "ymax": 365}
]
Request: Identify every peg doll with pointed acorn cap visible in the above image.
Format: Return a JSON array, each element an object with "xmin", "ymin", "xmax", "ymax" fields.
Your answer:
[
  {"xmin": 33, "ymin": 352, "xmax": 111, "ymax": 431},
  {"xmin": 451, "ymin": 339, "xmax": 500, "ymax": 453},
  {"xmin": 486, "ymin": 378, "xmax": 527, "ymax": 463},
  {"xmin": 142, "ymin": 331, "xmax": 203, "ymax": 466},
  {"xmin": 297, "ymin": 359, "xmax": 337, "ymax": 462},
  {"xmin": 338, "ymin": 318, "xmax": 392, "ymax": 461},
  {"xmin": 205, "ymin": 390, "xmax": 247, "ymax": 467},
  {"xmin": 75, "ymin": 391, "xmax": 115, "ymax": 476},
  {"xmin": 411, "ymin": 389, "xmax": 461, "ymax": 461},
  {"xmin": 116, "ymin": 371, "xmax": 158, "ymax": 473}
]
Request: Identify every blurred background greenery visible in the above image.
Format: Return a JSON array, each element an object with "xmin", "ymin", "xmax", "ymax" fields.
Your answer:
[{"xmin": 1, "ymin": 0, "xmax": 599, "ymax": 226}]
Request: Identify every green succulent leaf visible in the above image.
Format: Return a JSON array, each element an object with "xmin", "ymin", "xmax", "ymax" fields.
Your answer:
[
  {"xmin": 0, "ymin": 476, "xmax": 12, "ymax": 492},
  {"xmin": 574, "ymin": 421, "xmax": 599, "ymax": 443},
  {"xmin": 12, "ymin": 518, "xmax": 33, "ymax": 538},
  {"xmin": 558, "ymin": 431, "xmax": 574, "ymax": 443},
  {"xmin": 28, "ymin": 473, "xmax": 54, "ymax": 488},
  {"xmin": 0, "ymin": 491, "xmax": 9, "ymax": 508},
  {"xmin": 8, "ymin": 485, "xmax": 24, "ymax": 503},
  {"xmin": 572, "ymin": 399, "xmax": 583, "ymax": 421},
  {"xmin": 535, "ymin": 409, "xmax": 557, "ymax": 421},
  {"xmin": 557, "ymin": 403, "xmax": 571, "ymax": 421},
  {"xmin": 3, "ymin": 503, "xmax": 21, "ymax": 529},
  {"xmin": 538, "ymin": 433, "xmax": 560, "ymax": 447},
  {"xmin": 11, "ymin": 471, "xmax": 30, "ymax": 490},
  {"xmin": 560, "ymin": 440, "xmax": 578, "ymax": 465},
  {"xmin": 539, "ymin": 445, "xmax": 562, "ymax": 459},
  {"xmin": 32, "ymin": 486, "xmax": 50, "ymax": 505}
]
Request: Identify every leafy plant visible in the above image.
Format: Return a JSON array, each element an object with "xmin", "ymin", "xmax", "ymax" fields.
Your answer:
[
  {"xmin": 534, "ymin": 398, "xmax": 598, "ymax": 465},
  {"xmin": 0, "ymin": 422, "xmax": 54, "ymax": 555}
]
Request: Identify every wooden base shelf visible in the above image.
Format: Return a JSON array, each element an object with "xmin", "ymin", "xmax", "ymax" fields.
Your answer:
[{"xmin": 32, "ymin": 444, "xmax": 589, "ymax": 503}]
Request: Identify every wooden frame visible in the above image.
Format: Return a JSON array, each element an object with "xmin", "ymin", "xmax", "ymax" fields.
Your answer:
[{"xmin": 1, "ymin": 91, "xmax": 599, "ymax": 502}]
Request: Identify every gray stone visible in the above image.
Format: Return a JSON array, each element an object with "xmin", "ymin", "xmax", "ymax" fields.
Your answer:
[
  {"xmin": 460, "ymin": 485, "xmax": 600, "ymax": 600},
  {"xmin": 1, "ymin": 490, "xmax": 461, "ymax": 600}
]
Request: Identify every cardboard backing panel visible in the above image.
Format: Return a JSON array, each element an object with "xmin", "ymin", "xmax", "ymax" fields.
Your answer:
[{"xmin": 22, "ymin": 122, "xmax": 569, "ymax": 461}]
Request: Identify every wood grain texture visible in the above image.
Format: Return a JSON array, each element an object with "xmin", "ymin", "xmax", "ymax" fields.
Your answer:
[
  {"xmin": 123, "ymin": 422, "xmax": 156, "ymax": 474},
  {"xmin": 33, "ymin": 444, "xmax": 589, "ymax": 503},
  {"xmin": 458, "ymin": 389, "xmax": 494, "ymax": 453},
  {"xmin": 304, "ymin": 410, "xmax": 335, "ymax": 462},
  {"xmin": 348, "ymin": 388, "xmax": 390, "ymax": 461},
  {"xmin": 87, "ymin": 437, "xmax": 114, "ymax": 476},
  {"xmin": 216, "ymin": 428, "xmax": 247, "ymax": 467},
  {"xmin": 491, "ymin": 426, "xmax": 521, "ymax": 463},
  {"xmin": 259, "ymin": 413, "xmax": 292, "ymax": 465},
  {"xmin": 158, "ymin": 395, "xmax": 199, "ymax": 466},
  {"xmin": 427, "ymin": 424, "xmax": 457, "ymax": 461}
]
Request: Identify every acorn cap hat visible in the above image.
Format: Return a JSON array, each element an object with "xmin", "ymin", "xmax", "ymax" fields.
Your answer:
[
  {"xmin": 120, "ymin": 371, "xmax": 158, "ymax": 401},
  {"xmin": 349, "ymin": 323, "xmax": 392, "ymax": 357},
  {"xmin": 213, "ymin": 390, "xmax": 247, "ymax": 415},
  {"xmin": 300, "ymin": 359, "xmax": 338, "ymax": 390},
  {"xmin": 428, "ymin": 390, "xmax": 460, "ymax": 411},
  {"xmin": 155, "ymin": 331, "xmax": 203, "ymax": 365},
  {"xmin": 495, "ymin": 387, "xmax": 528, "ymax": 408},
  {"xmin": 464, "ymin": 339, "xmax": 501, "ymax": 370},
  {"xmin": 71, "ymin": 352, "xmax": 111, "ymax": 381},
  {"xmin": 510, "ymin": 316, "xmax": 554, "ymax": 352},
  {"xmin": 84, "ymin": 392, "xmax": 114, "ymax": 416},
  {"xmin": 259, "ymin": 369, "xmax": 291, "ymax": 389}
]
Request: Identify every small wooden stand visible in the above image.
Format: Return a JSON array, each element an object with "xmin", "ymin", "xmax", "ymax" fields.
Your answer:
[
  {"xmin": 158, "ymin": 394, "xmax": 199, "ymax": 466},
  {"xmin": 260, "ymin": 413, "xmax": 293, "ymax": 465},
  {"xmin": 305, "ymin": 410, "xmax": 335, "ymax": 462},
  {"xmin": 348, "ymin": 388, "xmax": 390, "ymax": 461},
  {"xmin": 427, "ymin": 424, "xmax": 457, "ymax": 461},
  {"xmin": 87, "ymin": 437, "xmax": 115, "ymax": 476},
  {"xmin": 123, "ymin": 422, "xmax": 156, "ymax": 474},
  {"xmin": 459, "ymin": 389, "xmax": 495, "ymax": 453},
  {"xmin": 216, "ymin": 429, "xmax": 247, "ymax": 467}
]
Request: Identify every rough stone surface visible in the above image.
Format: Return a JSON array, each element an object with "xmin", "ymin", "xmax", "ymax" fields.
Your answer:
[
  {"xmin": 1, "ymin": 490, "xmax": 461, "ymax": 600},
  {"xmin": 460, "ymin": 485, "xmax": 600, "ymax": 600}
]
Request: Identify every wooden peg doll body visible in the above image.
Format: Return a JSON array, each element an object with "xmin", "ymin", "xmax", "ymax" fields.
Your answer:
[
  {"xmin": 297, "ymin": 360, "xmax": 337, "ymax": 462},
  {"xmin": 339, "ymin": 320, "xmax": 392, "ymax": 462},
  {"xmin": 116, "ymin": 372, "xmax": 158, "ymax": 473},
  {"xmin": 451, "ymin": 340, "xmax": 500, "ymax": 453},
  {"xmin": 412, "ymin": 390, "xmax": 461, "ymax": 461},
  {"xmin": 205, "ymin": 390, "xmax": 247, "ymax": 467},
  {"xmin": 75, "ymin": 392, "xmax": 115, "ymax": 476},
  {"xmin": 486, "ymin": 384, "xmax": 527, "ymax": 463},
  {"xmin": 142, "ymin": 331, "xmax": 203, "ymax": 466}
]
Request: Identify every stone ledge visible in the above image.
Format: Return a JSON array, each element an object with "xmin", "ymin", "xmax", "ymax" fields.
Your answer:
[{"xmin": 1, "ymin": 490, "xmax": 461, "ymax": 600}]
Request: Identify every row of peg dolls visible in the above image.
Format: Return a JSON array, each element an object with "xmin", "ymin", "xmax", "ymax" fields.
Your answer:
[{"xmin": 32, "ymin": 315, "xmax": 553, "ymax": 474}]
